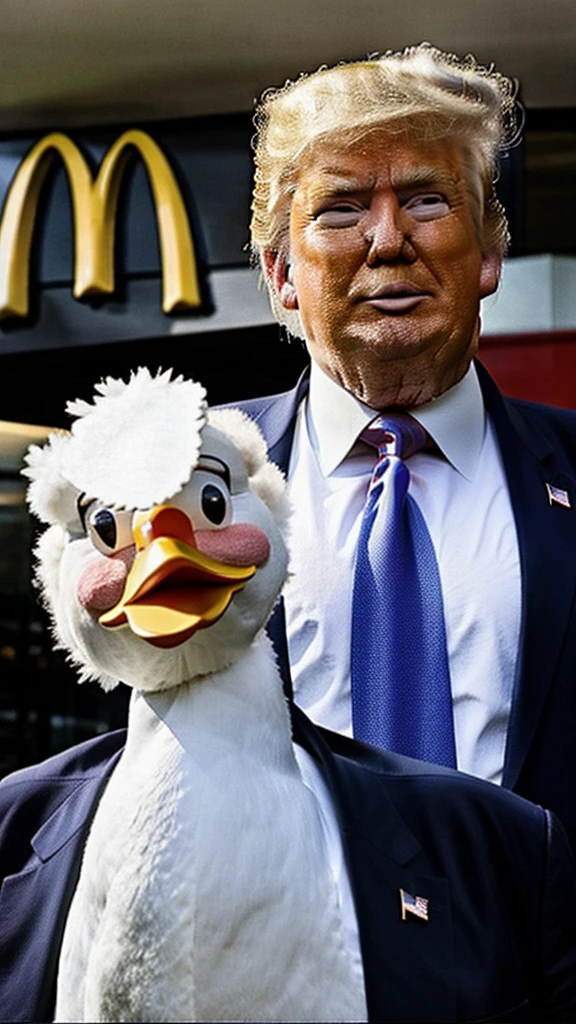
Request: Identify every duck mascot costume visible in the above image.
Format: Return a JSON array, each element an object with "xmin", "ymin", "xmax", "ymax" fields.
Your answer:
[{"xmin": 24, "ymin": 368, "xmax": 367, "ymax": 1023}]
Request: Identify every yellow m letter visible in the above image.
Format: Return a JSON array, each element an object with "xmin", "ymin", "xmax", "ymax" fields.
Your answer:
[{"xmin": 0, "ymin": 129, "xmax": 201, "ymax": 319}]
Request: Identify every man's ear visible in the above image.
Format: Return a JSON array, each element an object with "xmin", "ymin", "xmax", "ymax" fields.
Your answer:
[
  {"xmin": 262, "ymin": 250, "xmax": 299, "ymax": 310},
  {"xmin": 479, "ymin": 248, "xmax": 502, "ymax": 300}
]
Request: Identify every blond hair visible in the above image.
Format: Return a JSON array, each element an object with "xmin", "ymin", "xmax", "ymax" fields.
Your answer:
[{"xmin": 251, "ymin": 43, "xmax": 519, "ymax": 330}]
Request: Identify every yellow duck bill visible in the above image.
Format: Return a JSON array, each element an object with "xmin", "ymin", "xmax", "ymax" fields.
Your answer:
[{"xmin": 99, "ymin": 536, "xmax": 256, "ymax": 649}]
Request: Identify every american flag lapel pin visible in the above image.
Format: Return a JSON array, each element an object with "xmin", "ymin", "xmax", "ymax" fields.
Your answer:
[
  {"xmin": 545, "ymin": 483, "xmax": 572, "ymax": 509},
  {"xmin": 399, "ymin": 888, "xmax": 429, "ymax": 923}
]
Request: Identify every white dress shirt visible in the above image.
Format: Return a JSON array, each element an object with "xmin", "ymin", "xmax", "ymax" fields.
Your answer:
[{"xmin": 284, "ymin": 360, "xmax": 521, "ymax": 784}]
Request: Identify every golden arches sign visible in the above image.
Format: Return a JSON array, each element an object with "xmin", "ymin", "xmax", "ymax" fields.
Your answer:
[{"xmin": 0, "ymin": 129, "xmax": 202, "ymax": 320}]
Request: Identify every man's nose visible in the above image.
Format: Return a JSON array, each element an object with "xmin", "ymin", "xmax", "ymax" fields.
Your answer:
[{"xmin": 364, "ymin": 198, "xmax": 416, "ymax": 264}]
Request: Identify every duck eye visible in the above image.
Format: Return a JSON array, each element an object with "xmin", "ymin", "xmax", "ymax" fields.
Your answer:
[
  {"xmin": 177, "ymin": 469, "xmax": 233, "ymax": 531},
  {"xmin": 201, "ymin": 483, "xmax": 227, "ymax": 525},
  {"xmin": 92, "ymin": 508, "xmax": 117, "ymax": 548},
  {"xmin": 86, "ymin": 505, "xmax": 134, "ymax": 556}
]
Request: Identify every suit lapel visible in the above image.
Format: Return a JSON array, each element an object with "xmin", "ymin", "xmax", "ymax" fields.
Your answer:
[
  {"xmin": 266, "ymin": 597, "xmax": 293, "ymax": 698},
  {"xmin": 258, "ymin": 369, "xmax": 310, "ymax": 473},
  {"xmin": 292, "ymin": 707, "xmax": 457, "ymax": 1022},
  {"xmin": 257, "ymin": 370, "xmax": 310, "ymax": 699},
  {"xmin": 477, "ymin": 363, "xmax": 576, "ymax": 789},
  {"xmin": 0, "ymin": 748, "xmax": 123, "ymax": 1023}
]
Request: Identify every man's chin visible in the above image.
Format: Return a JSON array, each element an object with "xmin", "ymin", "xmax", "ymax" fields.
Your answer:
[{"xmin": 325, "ymin": 338, "xmax": 475, "ymax": 409}]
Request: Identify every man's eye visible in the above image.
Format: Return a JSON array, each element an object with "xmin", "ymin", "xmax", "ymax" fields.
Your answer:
[
  {"xmin": 315, "ymin": 204, "xmax": 364, "ymax": 227},
  {"xmin": 404, "ymin": 194, "xmax": 450, "ymax": 220}
]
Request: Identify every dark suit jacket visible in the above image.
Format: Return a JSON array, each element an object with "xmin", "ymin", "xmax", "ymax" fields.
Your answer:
[
  {"xmin": 1, "ymin": 704, "xmax": 576, "ymax": 1023},
  {"xmin": 229, "ymin": 361, "xmax": 576, "ymax": 852}
]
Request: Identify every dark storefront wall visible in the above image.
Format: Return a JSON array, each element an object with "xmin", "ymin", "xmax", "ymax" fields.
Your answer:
[{"xmin": 0, "ymin": 323, "xmax": 309, "ymax": 428}]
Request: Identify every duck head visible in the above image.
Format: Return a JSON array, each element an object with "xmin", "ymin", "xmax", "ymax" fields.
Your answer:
[{"xmin": 24, "ymin": 369, "xmax": 290, "ymax": 692}]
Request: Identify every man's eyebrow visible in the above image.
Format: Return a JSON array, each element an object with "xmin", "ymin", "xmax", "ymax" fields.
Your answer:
[
  {"xmin": 391, "ymin": 166, "xmax": 460, "ymax": 192},
  {"xmin": 198, "ymin": 455, "xmax": 231, "ymax": 488},
  {"xmin": 304, "ymin": 172, "xmax": 376, "ymax": 197},
  {"xmin": 301, "ymin": 165, "xmax": 460, "ymax": 200}
]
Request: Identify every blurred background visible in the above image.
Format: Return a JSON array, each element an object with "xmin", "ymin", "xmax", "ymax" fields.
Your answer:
[{"xmin": 0, "ymin": 0, "xmax": 574, "ymax": 775}]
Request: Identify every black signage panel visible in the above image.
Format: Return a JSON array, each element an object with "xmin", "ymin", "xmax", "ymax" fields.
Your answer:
[{"xmin": 0, "ymin": 114, "xmax": 253, "ymax": 287}]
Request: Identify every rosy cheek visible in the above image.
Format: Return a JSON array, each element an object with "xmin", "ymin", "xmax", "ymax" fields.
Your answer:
[
  {"xmin": 195, "ymin": 524, "xmax": 270, "ymax": 566},
  {"xmin": 76, "ymin": 547, "xmax": 135, "ymax": 617}
]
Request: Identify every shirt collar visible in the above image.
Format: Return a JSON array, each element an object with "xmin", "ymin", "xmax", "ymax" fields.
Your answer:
[{"xmin": 306, "ymin": 359, "xmax": 485, "ymax": 482}]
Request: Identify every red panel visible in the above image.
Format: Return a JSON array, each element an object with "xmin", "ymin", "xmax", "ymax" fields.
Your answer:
[{"xmin": 477, "ymin": 330, "xmax": 576, "ymax": 410}]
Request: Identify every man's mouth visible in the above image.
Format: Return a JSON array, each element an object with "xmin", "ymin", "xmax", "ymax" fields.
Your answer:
[{"xmin": 364, "ymin": 282, "xmax": 431, "ymax": 314}]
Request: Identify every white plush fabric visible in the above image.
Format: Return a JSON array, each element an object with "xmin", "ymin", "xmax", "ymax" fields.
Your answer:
[
  {"xmin": 208, "ymin": 407, "xmax": 291, "ymax": 536},
  {"xmin": 26, "ymin": 368, "xmax": 207, "ymax": 514}
]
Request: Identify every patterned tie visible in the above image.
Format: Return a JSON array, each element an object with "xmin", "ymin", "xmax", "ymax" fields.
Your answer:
[{"xmin": 350, "ymin": 413, "xmax": 457, "ymax": 768}]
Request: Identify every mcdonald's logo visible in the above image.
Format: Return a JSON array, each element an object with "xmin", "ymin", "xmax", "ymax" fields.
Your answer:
[{"xmin": 0, "ymin": 129, "xmax": 202, "ymax": 320}]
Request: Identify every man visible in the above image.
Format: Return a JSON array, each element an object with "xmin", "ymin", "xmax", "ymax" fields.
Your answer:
[
  {"xmin": 236, "ymin": 43, "xmax": 576, "ymax": 850},
  {"xmin": 2, "ymin": 45, "xmax": 576, "ymax": 1023}
]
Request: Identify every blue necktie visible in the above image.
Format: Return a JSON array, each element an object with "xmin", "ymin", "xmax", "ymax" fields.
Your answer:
[{"xmin": 350, "ymin": 413, "xmax": 457, "ymax": 768}]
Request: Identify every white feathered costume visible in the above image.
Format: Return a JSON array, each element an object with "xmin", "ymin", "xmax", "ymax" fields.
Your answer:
[{"xmin": 24, "ymin": 368, "xmax": 367, "ymax": 1023}]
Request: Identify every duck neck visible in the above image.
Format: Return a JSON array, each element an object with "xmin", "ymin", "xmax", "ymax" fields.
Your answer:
[{"xmin": 127, "ymin": 635, "xmax": 297, "ymax": 774}]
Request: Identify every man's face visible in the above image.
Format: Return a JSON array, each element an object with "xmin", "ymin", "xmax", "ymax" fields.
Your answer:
[{"xmin": 270, "ymin": 131, "xmax": 501, "ymax": 408}]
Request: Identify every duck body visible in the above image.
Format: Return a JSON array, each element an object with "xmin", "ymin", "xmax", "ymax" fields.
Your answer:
[
  {"xmin": 55, "ymin": 640, "xmax": 366, "ymax": 1023},
  {"xmin": 25, "ymin": 370, "xmax": 366, "ymax": 1023}
]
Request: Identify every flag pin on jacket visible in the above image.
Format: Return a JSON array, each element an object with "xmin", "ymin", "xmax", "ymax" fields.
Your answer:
[
  {"xmin": 546, "ymin": 483, "xmax": 571, "ymax": 509},
  {"xmin": 399, "ymin": 888, "xmax": 429, "ymax": 922}
]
